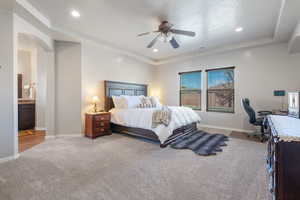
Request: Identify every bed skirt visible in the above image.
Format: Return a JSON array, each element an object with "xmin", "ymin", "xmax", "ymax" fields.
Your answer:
[{"xmin": 111, "ymin": 122, "xmax": 197, "ymax": 148}]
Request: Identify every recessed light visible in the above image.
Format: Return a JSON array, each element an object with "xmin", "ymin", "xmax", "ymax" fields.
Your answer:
[
  {"xmin": 235, "ymin": 27, "xmax": 243, "ymax": 32},
  {"xmin": 71, "ymin": 10, "xmax": 80, "ymax": 18},
  {"xmin": 153, "ymin": 49, "xmax": 158, "ymax": 52}
]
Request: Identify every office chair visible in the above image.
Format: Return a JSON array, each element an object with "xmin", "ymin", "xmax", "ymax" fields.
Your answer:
[{"xmin": 241, "ymin": 98, "xmax": 272, "ymax": 142}]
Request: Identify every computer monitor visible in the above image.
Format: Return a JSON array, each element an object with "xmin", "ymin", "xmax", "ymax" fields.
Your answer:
[{"xmin": 288, "ymin": 92, "xmax": 300, "ymax": 118}]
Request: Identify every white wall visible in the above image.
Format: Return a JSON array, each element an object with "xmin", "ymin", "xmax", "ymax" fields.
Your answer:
[
  {"xmin": 81, "ymin": 41, "xmax": 154, "ymax": 115},
  {"xmin": 155, "ymin": 43, "xmax": 300, "ymax": 131},
  {"xmin": 55, "ymin": 41, "xmax": 82, "ymax": 135},
  {"xmin": 0, "ymin": 10, "xmax": 16, "ymax": 159}
]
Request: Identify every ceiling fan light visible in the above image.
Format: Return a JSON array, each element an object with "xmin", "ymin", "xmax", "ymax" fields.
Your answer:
[
  {"xmin": 159, "ymin": 35, "xmax": 165, "ymax": 42},
  {"xmin": 166, "ymin": 32, "xmax": 173, "ymax": 42}
]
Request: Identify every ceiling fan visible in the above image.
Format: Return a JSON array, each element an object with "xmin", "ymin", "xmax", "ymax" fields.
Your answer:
[{"xmin": 137, "ymin": 21, "xmax": 196, "ymax": 49}]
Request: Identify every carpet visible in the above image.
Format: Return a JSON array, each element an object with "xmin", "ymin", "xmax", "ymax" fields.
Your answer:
[
  {"xmin": 170, "ymin": 131, "xmax": 228, "ymax": 156},
  {"xmin": 0, "ymin": 133, "xmax": 268, "ymax": 200}
]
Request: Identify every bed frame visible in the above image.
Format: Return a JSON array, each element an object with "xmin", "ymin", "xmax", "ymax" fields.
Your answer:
[{"xmin": 104, "ymin": 80, "xmax": 197, "ymax": 148}]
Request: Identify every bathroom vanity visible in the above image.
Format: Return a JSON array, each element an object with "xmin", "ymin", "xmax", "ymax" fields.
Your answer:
[{"xmin": 18, "ymin": 99, "xmax": 35, "ymax": 130}]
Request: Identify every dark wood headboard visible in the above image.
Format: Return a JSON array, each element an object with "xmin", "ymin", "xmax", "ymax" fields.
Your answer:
[{"xmin": 104, "ymin": 81, "xmax": 148, "ymax": 111}]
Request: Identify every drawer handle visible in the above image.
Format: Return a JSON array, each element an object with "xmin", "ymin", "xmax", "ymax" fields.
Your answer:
[
  {"xmin": 101, "ymin": 117, "xmax": 104, "ymax": 120},
  {"xmin": 101, "ymin": 128, "xmax": 104, "ymax": 132},
  {"xmin": 100, "ymin": 122, "xmax": 104, "ymax": 126}
]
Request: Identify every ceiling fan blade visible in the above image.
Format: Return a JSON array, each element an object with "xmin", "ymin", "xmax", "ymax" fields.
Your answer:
[
  {"xmin": 147, "ymin": 34, "xmax": 161, "ymax": 48},
  {"xmin": 170, "ymin": 37, "xmax": 180, "ymax": 49},
  {"xmin": 137, "ymin": 30, "xmax": 159, "ymax": 37},
  {"xmin": 170, "ymin": 29, "xmax": 196, "ymax": 37}
]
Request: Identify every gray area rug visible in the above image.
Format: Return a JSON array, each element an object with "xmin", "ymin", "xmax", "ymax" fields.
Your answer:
[
  {"xmin": 0, "ymin": 133, "xmax": 268, "ymax": 200},
  {"xmin": 170, "ymin": 131, "xmax": 228, "ymax": 156}
]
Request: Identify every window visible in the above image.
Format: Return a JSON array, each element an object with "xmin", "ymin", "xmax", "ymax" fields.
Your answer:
[
  {"xmin": 179, "ymin": 71, "xmax": 202, "ymax": 110},
  {"xmin": 206, "ymin": 67, "xmax": 234, "ymax": 113}
]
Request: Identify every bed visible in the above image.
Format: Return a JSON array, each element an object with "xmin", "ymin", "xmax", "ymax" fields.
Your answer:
[{"xmin": 104, "ymin": 80, "xmax": 200, "ymax": 148}]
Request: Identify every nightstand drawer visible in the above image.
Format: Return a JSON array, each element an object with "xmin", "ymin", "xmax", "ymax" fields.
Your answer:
[
  {"xmin": 94, "ymin": 115, "xmax": 110, "ymax": 121},
  {"xmin": 94, "ymin": 127, "xmax": 109, "ymax": 133},
  {"xmin": 94, "ymin": 121, "xmax": 110, "ymax": 128}
]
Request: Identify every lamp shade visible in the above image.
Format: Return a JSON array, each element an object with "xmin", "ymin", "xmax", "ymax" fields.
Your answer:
[{"xmin": 92, "ymin": 96, "xmax": 100, "ymax": 103}]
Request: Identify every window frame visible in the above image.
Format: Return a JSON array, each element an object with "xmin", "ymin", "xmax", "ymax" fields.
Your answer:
[
  {"xmin": 179, "ymin": 70, "xmax": 202, "ymax": 111},
  {"xmin": 206, "ymin": 66, "xmax": 235, "ymax": 113}
]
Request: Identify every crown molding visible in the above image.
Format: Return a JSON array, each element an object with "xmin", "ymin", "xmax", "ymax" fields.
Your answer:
[
  {"xmin": 154, "ymin": 37, "xmax": 276, "ymax": 65},
  {"xmin": 15, "ymin": 0, "xmax": 51, "ymax": 28},
  {"xmin": 274, "ymin": 0, "xmax": 286, "ymax": 39},
  {"xmin": 51, "ymin": 27, "xmax": 157, "ymax": 65},
  {"xmin": 288, "ymin": 21, "xmax": 300, "ymax": 54}
]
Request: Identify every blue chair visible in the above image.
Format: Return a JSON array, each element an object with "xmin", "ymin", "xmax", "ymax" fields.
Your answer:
[{"xmin": 241, "ymin": 98, "xmax": 272, "ymax": 142}]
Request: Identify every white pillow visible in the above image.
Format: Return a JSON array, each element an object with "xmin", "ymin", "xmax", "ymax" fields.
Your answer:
[
  {"xmin": 112, "ymin": 96, "xmax": 126, "ymax": 109},
  {"xmin": 121, "ymin": 95, "xmax": 142, "ymax": 108},
  {"xmin": 150, "ymin": 96, "xmax": 162, "ymax": 108}
]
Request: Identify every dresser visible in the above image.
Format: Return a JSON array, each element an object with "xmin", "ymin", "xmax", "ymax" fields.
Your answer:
[
  {"xmin": 85, "ymin": 112, "xmax": 111, "ymax": 138},
  {"xmin": 266, "ymin": 115, "xmax": 300, "ymax": 200}
]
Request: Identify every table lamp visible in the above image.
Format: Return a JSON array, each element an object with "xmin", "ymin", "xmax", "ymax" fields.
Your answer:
[{"xmin": 92, "ymin": 96, "xmax": 100, "ymax": 113}]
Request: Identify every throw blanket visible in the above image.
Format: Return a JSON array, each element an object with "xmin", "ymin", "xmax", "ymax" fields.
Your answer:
[{"xmin": 152, "ymin": 106, "xmax": 172, "ymax": 128}]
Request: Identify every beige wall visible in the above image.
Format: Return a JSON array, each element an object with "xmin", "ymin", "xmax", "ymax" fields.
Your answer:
[
  {"xmin": 55, "ymin": 41, "xmax": 82, "ymax": 135},
  {"xmin": 81, "ymin": 41, "xmax": 154, "ymax": 128},
  {"xmin": 54, "ymin": 40, "xmax": 155, "ymax": 135},
  {"xmin": 81, "ymin": 41, "xmax": 154, "ymax": 113},
  {"xmin": 35, "ymin": 46, "xmax": 48, "ymax": 130},
  {"xmin": 154, "ymin": 43, "xmax": 300, "ymax": 131},
  {"xmin": 0, "ymin": 10, "xmax": 15, "ymax": 159},
  {"xmin": 45, "ymin": 51, "xmax": 55, "ymax": 136}
]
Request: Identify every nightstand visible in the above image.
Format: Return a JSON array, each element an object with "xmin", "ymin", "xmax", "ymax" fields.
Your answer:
[{"xmin": 85, "ymin": 112, "xmax": 112, "ymax": 139}]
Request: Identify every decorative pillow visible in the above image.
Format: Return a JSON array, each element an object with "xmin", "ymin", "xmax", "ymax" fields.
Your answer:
[
  {"xmin": 112, "ymin": 96, "xmax": 127, "ymax": 109},
  {"xmin": 138, "ymin": 96, "xmax": 155, "ymax": 108},
  {"xmin": 150, "ymin": 96, "xmax": 162, "ymax": 108},
  {"xmin": 121, "ymin": 95, "xmax": 142, "ymax": 108}
]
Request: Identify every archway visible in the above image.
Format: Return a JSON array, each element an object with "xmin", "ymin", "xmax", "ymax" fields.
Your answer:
[{"xmin": 15, "ymin": 32, "xmax": 55, "ymax": 153}]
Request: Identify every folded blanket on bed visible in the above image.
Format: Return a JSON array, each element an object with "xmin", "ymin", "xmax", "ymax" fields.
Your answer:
[{"xmin": 152, "ymin": 106, "xmax": 172, "ymax": 128}]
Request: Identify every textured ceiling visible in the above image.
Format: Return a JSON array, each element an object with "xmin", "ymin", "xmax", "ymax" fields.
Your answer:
[{"xmin": 27, "ymin": 0, "xmax": 286, "ymax": 61}]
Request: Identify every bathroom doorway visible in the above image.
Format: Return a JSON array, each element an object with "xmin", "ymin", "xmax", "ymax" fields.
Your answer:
[{"xmin": 17, "ymin": 34, "xmax": 47, "ymax": 152}]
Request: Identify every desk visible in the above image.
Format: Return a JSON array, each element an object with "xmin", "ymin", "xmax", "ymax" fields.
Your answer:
[
  {"xmin": 266, "ymin": 115, "xmax": 300, "ymax": 200},
  {"xmin": 271, "ymin": 110, "xmax": 288, "ymax": 116}
]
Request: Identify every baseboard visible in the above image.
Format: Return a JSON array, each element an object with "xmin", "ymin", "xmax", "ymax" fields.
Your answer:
[
  {"xmin": 35, "ymin": 127, "xmax": 46, "ymax": 131},
  {"xmin": 0, "ymin": 153, "xmax": 20, "ymax": 164},
  {"xmin": 198, "ymin": 124, "xmax": 253, "ymax": 133},
  {"xmin": 45, "ymin": 134, "xmax": 84, "ymax": 140},
  {"xmin": 45, "ymin": 135, "xmax": 55, "ymax": 140},
  {"xmin": 56, "ymin": 134, "xmax": 83, "ymax": 138}
]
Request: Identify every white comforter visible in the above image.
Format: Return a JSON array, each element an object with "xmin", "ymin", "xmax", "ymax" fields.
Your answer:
[{"xmin": 110, "ymin": 106, "xmax": 201, "ymax": 143}]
